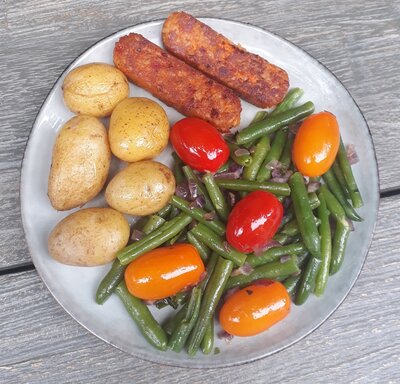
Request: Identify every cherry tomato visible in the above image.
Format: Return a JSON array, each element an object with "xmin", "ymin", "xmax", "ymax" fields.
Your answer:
[
  {"xmin": 226, "ymin": 190, "xmax": 283, "ymax": 253},
  {"xmin": 170, "ymin": 117, "xmax": 230, "ymax": 173},
  {"xmin": 219, "ymin": 281, "xmax": 291, "ymax": 337},
  {"xmin": 292, "ymin": 111, "xmax": 340, "ymax": 177},
  {"xmin": 124, "ymin": 243, "xmax": 205, "ymax": 300}
]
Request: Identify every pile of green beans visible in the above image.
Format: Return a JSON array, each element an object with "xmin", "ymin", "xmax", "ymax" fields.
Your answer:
[{"xmin": 93, "ymin": 87, "xmax": 363, "ymax": 355}]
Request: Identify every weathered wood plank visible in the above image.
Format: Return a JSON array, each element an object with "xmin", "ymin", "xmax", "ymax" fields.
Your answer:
[{"xmin": 0, "ymin": 195, "xmax": 399, "ymax": 383}]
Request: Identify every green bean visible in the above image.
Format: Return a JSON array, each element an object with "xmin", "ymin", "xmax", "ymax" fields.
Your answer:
[
  {"xmin": 319, "ymin": 184, "xmax": 347, "ymax": 225},
  {"xmin": 95, "ymin": 259, "xmax": 126, "ymax": 305},
  {"xmin": 308, "ymin": 192, "xmax": 320, "ymax": 210},
  {"xmin": 225, "ymin": 256, "xmax": 299, "ymax": 290},
  {"xmin": 190, "ymin": 223, "xmax": 247, "ymax": 267},
  {"xmin": 242, "ymin": 136, "xmax": 270, "ymax": 181},
  {"xmin": 118, "ymin": 213, "xmax": 192, "ymax": 265},
  {"xmin": 96, "ymin": 213, "xmax": 166, "ymax": 304},
  {"xmin": 323, "ymin": 168, "xmax": 362, "ymax": 222},
  {"xmin": 157, "ymin": 204, "xmax": 172, "ymax": 219},
  {"xmin": 246, "ymin": 243, "xmax": 306, "ymax": 267},
  {"xmin": 168, "ymin": 287, "xmax": 202, "ymax": 352},
  {"xmin": 169, "ymin": 205, "xmax": 180, "ymax": 219},
  {"xmin": 166, "ymin": 229, "xmax": 187, "ymax": 246},
  {"xmin": 279, "ymin": 133, "xmax": 294, "ymax": 169},
  {"xmin": 167, "ymin": 291, "xmax": 189, "ymax": 309},
  {"xmin": 295, "ymin": 257, "xmax": 321, "ymax": 305},
  {"xmin": 215, "ymin": 178, "xmax": 290, "ymax": 196},
  {"xmin": 187, "ymin": 257, "xmax": 234, "ymax": 355},
  {"xmin": 187, "ymin": 232, "xmax": 211, "ymax": 262},
  {"xmin": 273, "ymin": 233, "xmax": 292, "ymax": 245},
  {"xmin": 201, "ymin": 319, "xmax": 214, "ymax": 355},
  {"xmin": 170, "ymin": 195, "xmax": 225, "ymax": 236},
  {"xmin": 141, "ymin": 215, "xmax": 166, "ymax": 234},
  {"xmin": 332, "ymin": 160, "xmax": 351, "ymax": 199},
  {"xmin": 228, "ymin": 142, "xmax": 253, "ymax": 167},
  {"xmin": 251, "ymin": 110, "xmax": 268, "ymax": 123},
  {"xmin": 270, "ymin": 88, "xmax": 304, "ymax": 116},
  {"xmin": 203, "ymin": 173, "xmax": 230, "ymax": 221},
  {"xmin": 236, "ymin": 101, "xmax": 314, "ymax": 145},
  {"xmin": 199, "ymin": 252, "xmax": 219, "ymax": 291},
  {"xmin": 278, "ymin": 209, "xmax": 295, "ymax": 230},
  {"xmin": 289, "ymin": 172, "xmax": 320, "ymax": 259},
  {"xmin": 329, "ymin": 220, "xmax": 351, "ymax": 275},
  {"xmin": 182, "ymin": 165, "xmax": 214, "ymax": 212},
  {"xmin": 115, "ymin": 282, "xmax": 167, "ymax": 351},
  {"xmin": 280, "ymin": 219, "xmax": 300, "ymax": 237},
  {"xmin": 256, "ymin": 129, "xmax": 288, "ymax": 181},
  {"xmin": 337, "ymin": 139, "xmax": 363, "ymax": 208},
  {"xmin": 314, "ymin": 193, "xmax": 332, "ymax": 296},
  {"xmin": 283, "ymin": 275, "xmax": 302, "ymax": 297},
  {"xmin": 164, "ymin": 305, "xmax": 187, "ymax": 335},
  {"xmin": 172, "ymin": 152, "xmax": 185, "ymax": 184},
  {"xmin": 297, "ymin": 251, "xmax": 310, "ymax": 268}
]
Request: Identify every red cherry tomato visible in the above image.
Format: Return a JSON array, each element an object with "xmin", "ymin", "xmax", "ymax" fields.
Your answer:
[
  {"xmin": 226, "ymin": 190, "xmax": 283, "ymax": 253},
  {"xmin": 170, "ymin": 117, "xmax": 230, "ymax": 173},
  {"xmin": 124, "ymin": 244, "xmax": 205, "ymax": 301},
  {"xmin": 292, "ymin": 111, "xmax": 340, "ymax": 177},
  {"xmin": 219, "ymin": 281, "xmax": 291, "ymax": 337}
]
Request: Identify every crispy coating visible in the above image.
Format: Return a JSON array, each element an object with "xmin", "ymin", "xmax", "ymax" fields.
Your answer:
[
  {"xmin": 162, "ymin": 12, "xmax": 289, "ymax": 108},
  {"xmin": 113, "ymin": 33, "xmax": 241, "ymax": 131}
]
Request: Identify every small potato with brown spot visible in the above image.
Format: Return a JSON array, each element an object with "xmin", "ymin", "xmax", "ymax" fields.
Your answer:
[
  {"xmin": 109, "ymin": 97, "xmax": 169, "ymax": 162},
  {"xmin": 105, "ymin": 160, "xmax": 175, "ymax": 216},
  {"xmin": 62, "ymin": 63, "xmax": 129, "ymax": 117},
  {"xmin": 48, "ymin": 208, "xmax": 130, "ymax": 266},
  {"xmin": 48, "ymin": 115, "xmax": 111, "ymax": 211}
]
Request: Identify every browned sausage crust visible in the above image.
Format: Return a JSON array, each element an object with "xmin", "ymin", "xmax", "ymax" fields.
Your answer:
[
  {"xmin": 113, "ymin": 33, "xmax": 241, "ymax": 132},
  {"xmin": 162, "ymin": 12, "xmax": 289, "ymax": 108}
]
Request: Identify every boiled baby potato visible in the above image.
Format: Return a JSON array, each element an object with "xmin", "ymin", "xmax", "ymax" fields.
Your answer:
[
  {"xmin": 48, "ymin": 208, "xmax": 130, "ymax": 266},
  {"xmin": 63, "ymin": 63, "xmax": 129, "ymax": 117},
  {"xmin": 48, "ymin": 115, "xmax": 111, "ymax": 211},
  {"xmin": 109, "ymin": 97, "xmax": 169, "ymax": 162},
  {"xmin": 105, "ymin": 160, "xmax": 175, "ymax": 216}
]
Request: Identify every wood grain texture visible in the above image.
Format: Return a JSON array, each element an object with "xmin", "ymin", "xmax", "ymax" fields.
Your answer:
[
  {"xmin": 1, "ymin": 195, "xmax": 399, "ymax": 383},
  {"xmin": 1, "ymin": 0, "xmax": 400, "ymax": 269}
]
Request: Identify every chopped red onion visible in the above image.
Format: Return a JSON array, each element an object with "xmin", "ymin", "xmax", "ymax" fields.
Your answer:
[
  {"xmin": 346, "ymin": 218, "xmax": 355, "ymax": 231},
  {"xmin": 289, "ymin": 122, "xmax": 301, "ymax": 135},
  {"xmin": 307, "ymin": 181, "xmax": 321, "ymax": 193},
  {"xmin": 203, "ymin": 211, "xmax": 217, "ymax": 221},
  {"xmin": 227, "ymin": 192, "xmax": 237, "ymax": 207},
  {"xmin": 188, "ymin": 180, "xmax": 198, "ymax": 199},
  {"xmin": 217, "ymin": 330, "xmax": 234, "ymax": 343},
  {"xmin": 280, "ymin": 255, "xmax": 291, "ymax": 263},
  {"xmin": 303, "ymin": 175, "xmax": 310, "ymax": 184},
  {"xmin": 189, "ymin": 196, "xmax": 206, "ymax": 209},
  {"xmin": 224, "ymin": 287, "xmax": 239, "ymax": 300},
  {"xmin": 249, "ymin": 145, "xmax": 257, "ymax": 154},
  {"xmin": 346, "ymin": 144, "xmax": 359, "ymax": 165},
  {"xmin": 223, "ymin": 133, "xmax": 236, "ymax": 143},
  {"xmin": 230, "ymin": 263, "xmax": 254, "ymax": 277},
  {"xmin": 188, "ymin": 220, "xmax": 198, "ymax": 230},
  {"xmin": 222, "ymin": 241, "xmax": 231, "ymax": 252},
  {"xmin": 265, "ymin": 159, "xmax": 280, "ymax": 170},
  {"xmin": 234, "ymin": 148, "xmax": 250, "ymax": 157},
  {"xmin": 175, "ymin": 181, "xmax": 190, "ymax": 200},
  {"xmin": 283, "ymin": 197, "xmax": 292, "ymax": 209},
  {"xmin": 131, "ymin": 229, "xmax": 144, "ymax": 241},
  {"xmin": 198, "ymin": 271, "xmax": 207, "ymax": 283},
  {"xmin": 143, "ymin": 299, "xmax": 157, "ymax": 305},
  {"xmin": 253, "ymin": 240, "xmax": 281, "ymax": 256},
  {"xmin": 214, "ymin": 163, "xmax": 243, "ymax": 179}
]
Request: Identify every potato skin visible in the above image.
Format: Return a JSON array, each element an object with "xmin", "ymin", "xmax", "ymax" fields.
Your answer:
[
  {"xmin": 48, "ymin": 208, "xmax": 130, "ymax": 266},
  {"xmin": 109, "ymin": 97, "xmax": 169, "ymax": 162},
  {"xmin": 105, "ymin": 160, "xmax": 175, "ymax": 216},
  {"xmin": 63, "ymin": 63, "xmax": 129, "ymax": 117},
  {"xmin": 48, "ymin": 115, "xmax": 111, "ymax": 211}
]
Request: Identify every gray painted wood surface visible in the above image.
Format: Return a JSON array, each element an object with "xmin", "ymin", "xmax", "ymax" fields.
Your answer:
[{"xmin": 1, "ymin": 0, "xmax": 399, "ymax": 382}]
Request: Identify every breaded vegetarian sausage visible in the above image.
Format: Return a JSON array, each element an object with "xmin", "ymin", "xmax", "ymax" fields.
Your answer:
[
  {"xmin": 162, "ymin": 12, "xmax": 289, "ymax": 108},
  {"xmin": 113, "ymin": 33, "xmax": 241, "ymax": 132}
]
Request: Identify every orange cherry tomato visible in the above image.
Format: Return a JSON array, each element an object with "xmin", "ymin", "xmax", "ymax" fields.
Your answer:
[
  {"xmin": 292, "ymin": 111, "xmax": 340, "ymax": 177},
  {"xmin": 124, "ymin": 243, "xmax": 205, "ymax": 300},
  {"xmin": 219, "ymin": 281, "xmax": 290, "ymax": 337}
]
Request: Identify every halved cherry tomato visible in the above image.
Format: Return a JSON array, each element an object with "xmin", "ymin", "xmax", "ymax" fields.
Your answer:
[
  {"xmin": 219, "ymin": 281, "xmax": 291, "ymax": 337},
  {"xmin": 226, "ymin": 190, "xmax": 283, "ymax": 253},
  {"xmin": 292, "ymin": 111, "xmax": 340, "ymax": 177},
  {"xmin": 124, "ymin": 243, "xmax": 205, "ymax": 300},
  {"xmin": 170, "ymin": 117, "xmax": 230, "ymax": 173}
]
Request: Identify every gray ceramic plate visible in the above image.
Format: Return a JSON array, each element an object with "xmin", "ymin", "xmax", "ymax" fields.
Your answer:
[{"xmin": 20, "ymin": 18, "xmax": 379, "ymax": 368}]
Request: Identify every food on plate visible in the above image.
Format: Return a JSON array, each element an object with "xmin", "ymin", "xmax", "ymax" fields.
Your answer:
[
  {"xmin": 62, "ymin": 63, "xmax": 129, "ymax": 117},
  {"xmin": 219, "ymin": 281, "xmax": 291, "ymax": 336},
  {"xmin": 292, "ymin": 111, "xmax": 340, "ymax": 177},
  {"xmin": 162, "ymin": 12, "xmax": 289, "ymax": 108},
  {"xmin": 48, "ymin": 208, "xmax": 130, "ymax": 266},
  {"xmin": 109, "ymin": 97, "xmax": 169, "ymax": 162},
  {"xmin": 113, "ymin": 33, "xmax": 241, "ymax": 132},
  {"xmin": 48, "ymin": 115, "xmax": 111, "ymax": 211},
  {"xmin": 226, "ymin": 190, "xmax": 284, "ymax": 253},
  {"xmin": 170, "ymin": 117, "xmax": 229, "ymax": 173},
  {"xmin": 124, "ymin": 244, "xmax": 205, "ymax": 300},
  {"xmin": 105, "ymin": 160, "xmax": 175, "ymax": 216}
]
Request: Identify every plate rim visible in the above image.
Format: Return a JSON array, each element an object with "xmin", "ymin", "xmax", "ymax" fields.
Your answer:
[{"xmin": 20, "ymin": 16, "xmax": 380, "ymax": 369}]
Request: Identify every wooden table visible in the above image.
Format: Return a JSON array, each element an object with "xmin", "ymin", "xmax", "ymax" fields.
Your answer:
[{"xmin": 1, "ymin": 1, "xmax": 399, "ymax": 382}]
